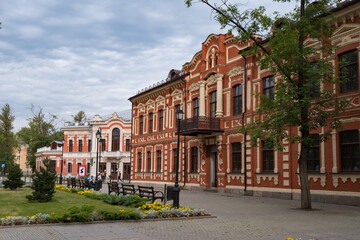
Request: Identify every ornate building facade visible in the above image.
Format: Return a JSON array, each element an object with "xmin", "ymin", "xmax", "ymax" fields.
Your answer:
[
  {"xmin": 36, "ymin": 112, "xmax": 132, "ymax": 181},
  {"xmin": 129, "ymin": 1, "xmax": 360, "ymax": 205}
]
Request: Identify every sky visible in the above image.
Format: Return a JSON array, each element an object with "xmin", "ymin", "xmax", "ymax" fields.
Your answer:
[{"xmin": 0, "ymin": 0, "xmax": 297, "ymax": 132}]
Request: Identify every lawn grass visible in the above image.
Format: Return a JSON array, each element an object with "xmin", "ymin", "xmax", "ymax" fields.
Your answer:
[{"xmin": 0, "ymin": 186, "xmax": 133, "ymax": 218}]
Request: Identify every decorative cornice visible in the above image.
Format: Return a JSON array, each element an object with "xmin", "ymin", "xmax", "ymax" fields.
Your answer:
[
  {"xmin": 228, "ymin": 66, "xmax": 244, "ymax": 78},
  {"xmin": 203, "ymin": 34, "xmax": 219, "ymax": 47},
  {"xmin": 183, "ymin": 51, "xmax": 202, "ymax": 70}
]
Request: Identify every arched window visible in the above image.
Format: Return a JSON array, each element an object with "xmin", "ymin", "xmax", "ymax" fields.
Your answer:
[{"xmin": 112, "ymin": 128, "xmax": 120, "ymax": 151}]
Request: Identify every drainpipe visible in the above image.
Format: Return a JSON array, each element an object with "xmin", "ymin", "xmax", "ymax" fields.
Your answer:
[
  {"xmin": 182, "ymin": 76, "xmax": 187, "ymax": 187},
  {"xmin": 240, "ymin": 53, "xmax": 247, "ymax": 192},
  {"xmin": 129, "ymin": 104, "xmax": 133, "ymax": 183}
]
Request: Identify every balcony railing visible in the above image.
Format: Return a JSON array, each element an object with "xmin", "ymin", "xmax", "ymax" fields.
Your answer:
[{"xmin": 179, "ymin": 117, "xmax": 223, "ymax": 136}]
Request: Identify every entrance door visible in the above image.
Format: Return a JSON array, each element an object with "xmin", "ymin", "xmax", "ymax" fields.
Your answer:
[
  {"xmin": 110, "ymin": 163, "xmax": 117, "ymax": 181},
  {"xmin": 210, "ymin": 146, "xmax": 217, "ymax": 187},
  {"xmin": 123, "ymin": 163, "xmax": 131, "ymax": 181}
]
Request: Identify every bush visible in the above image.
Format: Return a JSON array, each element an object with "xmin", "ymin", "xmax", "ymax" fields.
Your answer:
[
  {"xmin": 59, "ymin": 205, "xmax": 95, "ymax": 223},
  {"xmin": 3, "ymin": 163, "xmax": 24, "ymax": 190},
  {"xmin": 26, "ymin": 158, "xmax": 57, "ymax": 202},
  {"xmin": 99, "ymin": 210, "xmax": 142, "ymax": 221}
]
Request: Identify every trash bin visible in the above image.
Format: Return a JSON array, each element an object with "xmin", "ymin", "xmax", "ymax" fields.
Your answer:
[
  {"xmin": 167, "ymin": 186, "xmax": 174, "ymax": 201},
  {"xmin": 94, "ymin": 180, "xmax": 102, "ymax": 191}
]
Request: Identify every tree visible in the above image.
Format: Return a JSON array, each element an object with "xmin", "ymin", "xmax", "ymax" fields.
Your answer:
[
  {"xmin": 186, "ymin": 0, "xmax": 347, "ymax": 209},
  {"xmin": 72, "ymin": 110, "xmax": 87, "ymax": 122},
  {"xmin": 26, "ymin": 158, "xmax": 57, "ymax": 202},
  {"xmin": 17, "ymin": 105, "xmax": 63, "ymax": 170},
  {"xmin": 0, "ymin": 104, "xmax": 17, "ymax": 173},
  {"xmin": 3, "ymin": 163, "xmax": 25, "ymax": 190}
]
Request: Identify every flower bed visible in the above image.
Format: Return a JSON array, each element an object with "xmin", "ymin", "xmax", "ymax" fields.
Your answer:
[
  {"xmin": 0, "ymin": 186, "xmax": 211, "ymax": 226},
  {"xmin": 139, "ymin": 200, "xmax": 210, "ymax": 219}
]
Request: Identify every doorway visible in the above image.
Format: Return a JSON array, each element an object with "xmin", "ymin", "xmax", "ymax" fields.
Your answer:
[
  {"xmin": 123, "ymin": 163, "xmax": 131, "ymax": 181},
  {"xmin": 110, "ymin": 163, "xmax": 117, "ymax": 180},
  {"xmin": 210, "ymin": 146, "xmax": 217, "ymax": 187}
]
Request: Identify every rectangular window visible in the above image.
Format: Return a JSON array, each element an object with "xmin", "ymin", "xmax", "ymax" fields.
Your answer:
[
  {"xmin": 159, "ymin": 110, "xmax": 164, "ymax": 131},
  {"xmin": 232, "ymin": 142, "xmax": 241, "ymax": 173},
  {"xmin": 87, "ymin": 162, "xmax": 90, "ymax": 174},
  {"xmin": 308, "ymin": 134, "xmax": 320, "ymax": 171},
  {"xmin": 156, "ymin": 150, "xmax": 162, "ymax": 172},
  {"xmin": 125, "ymin": 139, "xmax": 130, "ymax": 152},
  {"xmin": 173, "ymin": 149, "xmax": 178, "ymax": 173},
  {"xmin": 191, "ymin": 147, "xmax": 198, "ymax": 173},
  {"xmin": 262, "ymin": 141, "xmax": 274, "ymax": 172},
  {"xmin": 68, "ymin": 163, "xmax": 72, "ymax": 173},
  {"xmin": 147, "ymin": 151, "xmax": 151, "ymax": 172},
  {"xmin": 139, "ymin": 115, "xmax": 144, "ymax": 135},
  {"xmin": 263, "ymin": 76, "xmax": 274, "ymax": 101},
  {"xmin": 210, "ymin": 91, "xmax": 217, "ymax": 118},
  {"xmin": 149, "ymin": 113, "xmax": 153, "ymax": 133},
  {"xmin": 78, "ymin": 140, "xmax": 83, "ymax": 152},
  {"xmin": 101, "ymin": 139, "xmax": 106, "ymax": 151},
  {"xmin": 309, "ymin": 62, "xmax": 320, "ymax": 99},
  {"xmin": 88, "ymin": 140, "xmax": 92, "ymax": 152},
  {"xmin": 69, "ymin": 140, "xmax": 73, "ymax": 152},
  {"xmin": 340, "ymin": 50, "xmax": 359, "ymax": 93},
  {"xmin": 77, "ymin": 163, "xmax": 81, "ymax": 173},
  {"xmin": 340, "ymin": 130, "xmax": 360, "ymax": 172},
  {"xmin": 233, "ymin": 85, "xmax": 242, "ymax": 116},
  {"xmin": 175, "ymin": 105, "xmax": 180, "ymax": 126},
  {"xmin": 193, "ymin": 98, "xmax": 199, "ymax": 118},
  {"xmin": 138, "ymin": 152, "xmax": 142, "ymax": 172}
]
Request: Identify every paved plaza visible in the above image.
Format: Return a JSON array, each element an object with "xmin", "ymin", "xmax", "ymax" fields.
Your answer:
[{"xmin": 0, "ymin": 188, "xmax": 359, "ymax": 240}]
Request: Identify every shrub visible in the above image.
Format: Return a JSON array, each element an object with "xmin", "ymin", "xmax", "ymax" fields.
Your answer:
[
  {"xmin": 59, "ymin": 205, "xmax": 95, "ymax": 223},
  {"xmin": 99, "ymin": 209, "xmax": 142, "ymax": 221},
  {"xmin": 26, "ymin": 158, "xmax": 57, "ymax": 202},
  {"xmin": 3, "ymin": 163, "xmax": 24, "ymax": 190}
]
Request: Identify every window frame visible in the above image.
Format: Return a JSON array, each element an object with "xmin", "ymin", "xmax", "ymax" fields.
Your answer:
[
  {"xmin": 263, "ymin": 75, "xmax": 274, "ymax": 101},
  {"xmin": 262, "ymin": 141, "xmax": 274, "ymax": 173},
  {"xmin": 209, "ymin": 91, "xmax": 217, "ymax": 118},
  {"xmin": 232, "ymin": 142, "xmax": 242, "ymax": 173},
  {"xmin": 112, "ymin": 128, "xmax": 120, "ymax": 151},
  {"xmin": 339, "ymin": 50, "xmax": 359, "ymax": 94},
  {"xmin": 147, "ymin": 151, "xmax": 151, "ymax": 172},
  {"xmin": 138, "ymin": 152, "xmax": 142, "ymax": 172},
  {"xmin": 78, "ymin": 139, "xmax": 83, "ymax": 152},
  {"xmin": 340, "ymin": 130, "xmax": 360, "ymax": 172},
  {"xmin": 156, "ymin": 150, "xmax": 162, "ymax": 173},
  {"xmin": 159, "ymin": 110, "xmax": 164, "ymax": 131},
  {"xmin": 69, "ymin": 140, "xmax": 73, "ymax": 152},
  {"xmin": 139, "ymin": 115, "xmax": 144, "ymax": 135},
  {"xmin": 193, "ymin": 98, "xmax": 199, "ymax": 118},
  {"xmin": 233, "ymin": 84, "xmax": 242, "ymax": 116},
  {"xmin": 190, "ymin": 147, "xmax": 198, "ymax": 173},
  {"xmin": 308, "ymin": 134, "xmax": 320, "ymax": 172},
  {"xmin": 149, "ymin": 113, "xmax": 153, "ymax": 133}
]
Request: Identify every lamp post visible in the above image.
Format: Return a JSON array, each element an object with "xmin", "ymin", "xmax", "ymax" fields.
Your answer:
[
  {"xmin": 173, "ymin": 109, "xmax": 184, "ymax": 208},
  {"xmin": 95, "ymin": 129, "xmax": 101, "ymax": 182},
  {"xmin": 59, "ymin": 140, "xmax": 64, "ymax": 185}
]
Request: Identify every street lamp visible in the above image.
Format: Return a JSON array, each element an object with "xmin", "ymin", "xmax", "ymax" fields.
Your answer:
[
  {"xmin": 59, "ymin": 140, "xmax": 64, "ymax": 185},
  {"xmin": 173, "ymin": 109, "xmax": 184, "ymax": 208},
  {"xmin": 95, "ymin": 129, "xmax": 101, "ymax": 182}
]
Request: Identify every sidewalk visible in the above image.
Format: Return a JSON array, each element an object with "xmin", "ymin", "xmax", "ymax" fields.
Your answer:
[{"xmin": 0, "ymin": 188, "xmax": 359, "ymax": 240}]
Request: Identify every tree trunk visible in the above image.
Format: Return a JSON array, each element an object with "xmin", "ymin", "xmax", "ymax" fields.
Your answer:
[
  {"xmin": 298, "ymin": 140, "xmax": 312, "ymax": 209},
  {"xmin": 297, "ymin": 0, "xmax": 312, "ymax": 210}
]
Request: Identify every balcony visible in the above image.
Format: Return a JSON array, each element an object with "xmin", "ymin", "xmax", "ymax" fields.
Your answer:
[{"xmin": 179, "ymin": 117, "xmax": 223, "ymax": 136}]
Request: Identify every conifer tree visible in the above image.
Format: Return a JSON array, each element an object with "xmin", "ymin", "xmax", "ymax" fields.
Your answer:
[
  {"xmin": 3, "ymin": 163, "xmax": 25, "ymax": 190},
  {"xmin": 26, "ymin": 158, "xmax": 57, "ymax": 202}
]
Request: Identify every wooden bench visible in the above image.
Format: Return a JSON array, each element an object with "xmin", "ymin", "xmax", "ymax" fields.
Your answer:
[
  {"xmin": 121, "ymin": 184, "xmax": 137, "ymax": 196},
  {"xmin": 108, "ymin": 182, "xmax": 120, "ymax": 195},
  {"xmin": 138, "ymin": 185, "xmax": 164, "ymax": 203}
]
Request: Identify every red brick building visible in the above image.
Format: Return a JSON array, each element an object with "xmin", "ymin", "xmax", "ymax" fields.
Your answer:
[
  {"xmin": 36, "ymin": 112, "xmax": 132, "ymax": 181},
  {"xmin": 129, "ymin": 1, "xmax": 360, "ymax": 205}
]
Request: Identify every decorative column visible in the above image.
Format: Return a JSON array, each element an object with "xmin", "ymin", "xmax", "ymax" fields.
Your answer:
[
  {"xmin": 199, "ymin": 81, "xmax": 206, "ymax": 117},
  {"xmin": 216, "ymin": 74, "xmax": 224, "ymax": 117}
]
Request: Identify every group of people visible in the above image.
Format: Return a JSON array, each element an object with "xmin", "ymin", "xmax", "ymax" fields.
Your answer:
[{"xmin": 86, "ymin": 170, "xmax": 122, "ymax": 187}]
